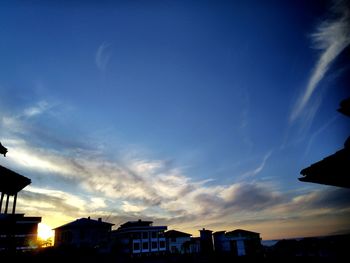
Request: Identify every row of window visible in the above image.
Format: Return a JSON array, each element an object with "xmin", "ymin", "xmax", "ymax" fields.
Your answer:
[
  {"xmin": 131, "ymin": 231, "xmax": 164, "ymax": 239},
  {"xmin": 133, "ymin": 240, "xmax": 166, "ymax": 251}
]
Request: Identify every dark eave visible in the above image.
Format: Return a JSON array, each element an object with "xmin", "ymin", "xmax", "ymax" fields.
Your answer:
[
  {"xmin": 337, "ymin": 97, "xmax": 350, "ymax": 117},
  {"xmin": 299, "ymin": 145, "xmax": 350, "ymax": 188},
  {"xmin": 0, "ymin": 165, "xmax": 31, "ymax": 195}
]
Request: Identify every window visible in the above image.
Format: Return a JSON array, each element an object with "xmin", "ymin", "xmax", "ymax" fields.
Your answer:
[
  {"xmin": 152, "ymin": 241, "xmax": 158, "ymax": 249},
  {"xmin": 142, "ymin": 242, "xmax": 149, "ymax": 250},
  {"xmin": 158, "ymin": 231, "xmax": 164, "ymax": 237},
  {"xmin": 151, "ymin": 232, "xmax": 157, "ymax": 238},
  {"xmin": 142, "ymin": 232, "xmax": 148, "ymax": 239},
  {"xmin": 159, "ymin": 241, "xmax": 165, "ymax": 248},
  {"xmin": 133, "ymin": 242, "xmax": 140, "ymax": 251}
]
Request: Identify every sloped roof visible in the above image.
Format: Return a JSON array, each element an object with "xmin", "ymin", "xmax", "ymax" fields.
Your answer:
[
  {"xmin": 165, "ymin": 230, "xmax": 192, "ymax": 238},
  {"xmin": 0, "ymin": 165, "xmax": 31, "ymax": 195},
  {"xmin": 226, "ymin": 229, "xmax": 260, "ymax": 237},
  {"xmin": 299, "ymin": 138, "xmax": 350, "ymax": 188},
  {"xmin": 115, "ymin": 220, "xmax": 167, "ymax": 233},
  {"xmin": 54, "ymin": 217, "xmax": 114, "ymax": 230},
  {"xmin": 119, "ymin": 219, "xmax": 153, "ymax": 229}
]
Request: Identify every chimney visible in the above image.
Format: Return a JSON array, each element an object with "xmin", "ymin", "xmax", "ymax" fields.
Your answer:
[{"xmin": 98, "ymin": 218, "xmax": 102, "ymax": 222}]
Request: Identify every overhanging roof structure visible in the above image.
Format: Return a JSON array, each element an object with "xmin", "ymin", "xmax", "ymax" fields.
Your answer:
[
  {"xmin": 337, "ymin": 97, "xmax": 350, "ymax": 117},
  {"xmin": 299, "ymin": 97, "xmax": 350, "ymax": 188},
  {"xmin": 299, "ymin": 141, "xmax": 350, "ymax": 188},
  {"xmin": 0, "ymin": 165, "xmax": 31, "ymax": 195}
]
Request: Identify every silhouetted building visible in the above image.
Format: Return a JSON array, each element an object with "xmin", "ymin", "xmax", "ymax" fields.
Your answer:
[
  {"xmin": 270, "ymin": 234, "xmax": 350, "ymax": 259},
  {"xmin": 213, "ymin": 229, "xmax": 262, "ymax": 256},
  {"xmin": 54, "ymin": 217, "xmax": 114, "ymax": 251},
  {"xmin": 0, "ymin": 165, "xmax": 41, "ymax": 251},
  {"xmin": 183, "ymin": 237, "xmax": 200, "ymax": 254},
  {"xmin": 165, "ymin": 230, "xmax": 191, "ymax": 254},
  {"xmin": 111, "ymin": 219, "xmax": 167, "ymax": 255},
  {"xmin": 299, "ymin": 98, "xmax": 350, "ymax": 188},
  {"xmin": 199, "ymin": 228, "xmax": 213, "ymax": 253}
]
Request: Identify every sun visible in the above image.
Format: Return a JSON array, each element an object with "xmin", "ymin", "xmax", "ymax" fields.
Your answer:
[{"xmin": 37, "ymin": 223, "xmax": 54, "ymax": 241}]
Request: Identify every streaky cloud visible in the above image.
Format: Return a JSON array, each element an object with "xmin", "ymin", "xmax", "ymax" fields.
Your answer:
[
  {"xmin": 23, "ymin": 100, "xmax": 50, "ymax": 117},
  {"xmin": 240, "ymin": 151, "xmax": 272, "ymax": 178},
  {"xmin": 95, "ymin": 42, "xmax": 112, "ymax": 71},
  {"xmin": 290, "ymin": 0, "xmax": 350, "ymax": 123}
]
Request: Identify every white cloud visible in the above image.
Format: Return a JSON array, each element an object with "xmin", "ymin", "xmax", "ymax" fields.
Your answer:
[
  {"xmin": 90, "ymin": 197, "xmax": 107, "ymax": 210},
  {"xmin": 290, "ymin": 1, "xmax": 350, "ymax": 123},
  {"xmin": 95, "ymin": 42, "xmax": 112, "ymax": 71},
  {"xmin": 122, "ymin": 201, "xmax": 145, "ymax": 213},
  {"xmin": 3, "ymin": 101, "xmax": 350, "ymax": 238},
  {"xmin": 1, "ymin": 100, "xmax": 54, "ymax": 134},
  {"xmin": 23, "ymin": 100, "xmax": 50, "ymax": 117}
]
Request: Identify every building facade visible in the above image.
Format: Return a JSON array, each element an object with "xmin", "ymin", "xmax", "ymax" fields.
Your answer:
[
  {"xmin": 183, "ymin": 237, "xmax": 201, "ymax": 254},
  {"xmin": 54, "ymin": 217, "xmax": 114, "ymax": 250},
  {"xmin": 165, "ymin": 230, "xmax": 191, "ymax": 254},
  {"xmin": 213, "ymin": 229, "xmax": 262, "ymax": 256},
  {"xmin": 0, "ymin": 214, "xmax": 41, "ymax": 251},
  {"xmin": 111, "ymin": 219, "xmax": 167, "ymax": 255}
]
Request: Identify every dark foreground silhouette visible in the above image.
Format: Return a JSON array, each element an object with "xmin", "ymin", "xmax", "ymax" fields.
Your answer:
[{"xmin": 1, "ymin": 234, "xmax": 349, "ymax": 263}]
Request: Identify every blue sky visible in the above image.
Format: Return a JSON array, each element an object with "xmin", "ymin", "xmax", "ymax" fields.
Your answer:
[{"xmin": 0, "ymin": 0, "xmax": 349, "ymax": 240}]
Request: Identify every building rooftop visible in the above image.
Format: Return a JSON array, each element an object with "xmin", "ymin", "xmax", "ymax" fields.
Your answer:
[
  {"xmin": 225, "ymin": 229, "xmax": 260, "ymax": 237},
  {"xmin": 165, "ymin": 230, "xmax": 192, "ymax": 238},
  {"xmin": 0, "ymin": 165, "xmax": 31, "ymax": 195},
  {"xmin": 114, "ymin": 219, "xmax": 167, "ymax": 233},
  {"xmin": 54, "ymin": 217, "xmax": 114, "ymax": 230},
  {"xmin": 119, "ymin": 219, "xmax": 153, "ymax": 229},
  {"xmin": 199, "ymin": 228, "xmax": 213, "ymax": 233}
]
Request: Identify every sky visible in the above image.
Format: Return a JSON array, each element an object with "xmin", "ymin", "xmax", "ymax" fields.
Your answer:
[{"xmin": 0, "ymin": 0, "xmax": 350, "ymax": 240}]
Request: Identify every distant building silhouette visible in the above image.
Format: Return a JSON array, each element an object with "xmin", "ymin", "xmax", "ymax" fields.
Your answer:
[
  {"xmin": 53, "ymin": 217, "xmax": 114, "ymax": 251},
  {"xmin": 0, "ymin": 165, "xmax": 41, "ymax": 251},
  {"xmin": 213, "ymin": 229, "xmax": 262, "ymax": 256},
  {"xmin": 164, "ymin": 229, "xmax": 191, "ymax": 254},
  {"xmin": 111, "ymin": 219, "xmax": 167, "ymax": 255},
  {"xmin": 199, "ymin": 228, "xmax": 214, "ymax": 254},
  {"xmin": 299, "ymin": 98, "xmax": 350, "ymax": 188},
  {"xmin": 183, "ymin": 237, "xmax": 200, "ymax": 254}
]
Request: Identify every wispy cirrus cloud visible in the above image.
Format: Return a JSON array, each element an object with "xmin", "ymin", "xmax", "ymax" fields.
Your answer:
[
  {"xmin": 23, "ymin": 100, "xmax": 51, "ymax": 117},
  {"xmin": 95, "ymin": 42, "xmax": 113, "ymax": 71},
  {"xmin": 1, "ymin": 100, "xmax": 51, "ymax": 132},
  {"xmin": 290, "ymin": 0, "xmax": 350, "ymax": 123},
  {"xmin": 240, "ymin": 151, "xmax": 272, "ymax": 178}
]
